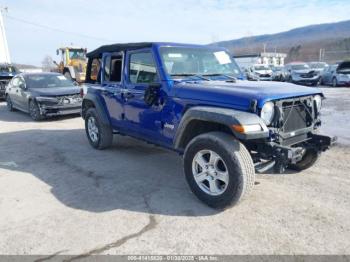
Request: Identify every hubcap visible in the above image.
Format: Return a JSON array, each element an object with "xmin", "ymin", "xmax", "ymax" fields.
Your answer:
[
  {"xmin": 192, "ymin": 149, "xmax": 229, "ymax": 196},
  {"xmin": 87, "ymin": 117, "xmax": 99, "ymax": 143},
  {"xmin": 30, "ymin": 103, "xmax": 37, "ymax": 118}
]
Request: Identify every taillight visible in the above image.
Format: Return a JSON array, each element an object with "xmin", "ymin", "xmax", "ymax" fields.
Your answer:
[{"xmin": 80, "ymin": 88, "xmax": 84, "ymax": 98}]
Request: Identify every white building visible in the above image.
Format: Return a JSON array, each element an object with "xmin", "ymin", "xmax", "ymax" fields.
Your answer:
[
  {"xmin": 0, "ymin": 8, "xmax": 10, "ymax": 63},
  {"xmin": 234, "ymin": 52, "xmax": 287, "ymax": 69}
]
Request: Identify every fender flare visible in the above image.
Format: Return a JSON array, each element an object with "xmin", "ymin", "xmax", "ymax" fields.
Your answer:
[
  {"xmin": 82, "ymin": 93, "xmax": 111, "ymax": 126},
  {"xmin": 174, "ymin": 106, "xmax": 269, "ymax": 149}
]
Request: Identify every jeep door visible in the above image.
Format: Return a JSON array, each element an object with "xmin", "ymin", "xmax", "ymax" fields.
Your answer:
[
  {"xmin": 123, "ymin": 49, "xmax": 165, "ymax": 144},
  {"xmin": 100, "ymin": 52, "xmax": 125, "ymax": 130}
]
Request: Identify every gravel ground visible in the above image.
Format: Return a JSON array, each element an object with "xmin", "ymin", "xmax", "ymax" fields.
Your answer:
[{"xmin": 0, "ymin": 87, "xmax": 349, "ymax": 256}]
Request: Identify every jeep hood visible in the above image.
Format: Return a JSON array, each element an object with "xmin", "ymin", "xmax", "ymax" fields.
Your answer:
[
  {"xmin": 174, "ymin": 80, "xmax": 322, "ymax": 110},
  {"xmin": 30, "ymin": 86, "xmax": 80, "ymax": 96}
]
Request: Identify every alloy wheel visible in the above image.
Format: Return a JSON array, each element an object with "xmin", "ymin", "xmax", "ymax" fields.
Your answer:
[
  {"xmin": 192, "ymin": 149, "xmax": 229, "ymax": 196},
  {"xmin": 87, "ymin": 116, "xmax": 99, "ymax": 143}
]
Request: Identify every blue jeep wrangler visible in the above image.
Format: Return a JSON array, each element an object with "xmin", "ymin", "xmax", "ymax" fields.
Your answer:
[{"xmin": 81, "ymin": 42, "xmax": 334, "ymax": 208}]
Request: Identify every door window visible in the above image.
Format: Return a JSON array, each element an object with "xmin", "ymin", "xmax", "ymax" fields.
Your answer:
[
  {"xmin": 103, "ymin": 54, "xmax": 123, "ymax": 83},
  {"xmin": 129, "ymin": 52, "xmax": 158, "ymax": 84}
]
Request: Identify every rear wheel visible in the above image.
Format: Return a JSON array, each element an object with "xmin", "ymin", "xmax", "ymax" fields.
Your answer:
[
  {"xmin": 6, "ymin": 95, "xmax": 15, "ymax": 111},
  {"xmin": 85, "ymin": 108, "xmax": 113, "ymax": 149},
  {"xmin": 29, "ymin": 100, "xmax": 43, "ymax": 121},
  {"xmin": 184, "ymin": 132, "xmax": 255, "ymax": 209},
  {"xmin": 289, "ymin": 148, "xmax": 319, "ymax": 171}
]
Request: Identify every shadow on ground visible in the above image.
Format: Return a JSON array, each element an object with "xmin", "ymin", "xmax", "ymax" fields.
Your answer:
[{"xmin": 0, "ymin": 128, "xmax": 220, "ymax": 217}]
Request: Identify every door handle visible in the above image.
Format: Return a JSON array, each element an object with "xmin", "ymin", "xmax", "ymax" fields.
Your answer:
[{"xmin": 16, "ymin": 89, "xmax": 19, "ymax": 93}]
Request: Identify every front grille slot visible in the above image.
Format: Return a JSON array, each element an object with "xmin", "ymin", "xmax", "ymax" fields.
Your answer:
[{"xmin": 281, "ymin": 100, "xmax": 313, "ymax": 133}]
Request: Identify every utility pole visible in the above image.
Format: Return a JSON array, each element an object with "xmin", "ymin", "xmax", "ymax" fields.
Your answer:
[{"xmin": 0, "ymin": 6, "xmax": 11, "ymax": 63}]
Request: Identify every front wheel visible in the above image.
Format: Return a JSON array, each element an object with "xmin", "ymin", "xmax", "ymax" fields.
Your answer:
[
  {"xmin": 29, "ymin": 100, "xmax": 44, "ymax": 121},
  {"xmin": 184, "ymin": 132, "xmax": 255, "ymax": 209},
  {"xmin": 6, "ymin": 95, "xmax": 15, "ymax": 111},
  {"xmin": 332, "ymin": 77, "xmax": 338, "ymax": 87},
  {"xmin": 85, "ymin": 108, "xmax": 113, "ymax": 149}
]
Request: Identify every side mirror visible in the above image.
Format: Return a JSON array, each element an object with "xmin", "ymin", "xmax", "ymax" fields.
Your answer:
[
  {"xmin": 19, "ymin": 83, "xmax": 26, "ymax": 90},
  {"xmin": 56, "ymin": 49, "xmax": 59, "ymax": 56},
  {"xmin": 144, "ymin": 83, "xmax": 161, "ymax": 106}
]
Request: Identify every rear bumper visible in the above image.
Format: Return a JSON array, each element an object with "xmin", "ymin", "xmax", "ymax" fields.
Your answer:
[
  {"xmin": 255, "ymin": 133, "xmax": 336, "ymax": 173},
  {"xmin": 38, "ymin": 103, "xmax": 81, "ymax": 116}
]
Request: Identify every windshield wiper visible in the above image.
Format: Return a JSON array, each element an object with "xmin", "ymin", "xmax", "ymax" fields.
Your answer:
[
  {"xmin": 170, "ymin": 74, "xmax": 210, "ymax": 81},
  {"xmin": 203, "ymin": 73, "xmax": 237, "ymax": 81}
]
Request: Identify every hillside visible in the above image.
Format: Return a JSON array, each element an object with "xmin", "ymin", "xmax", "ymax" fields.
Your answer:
[{"xmin": 211, "ymin": 20, "xmax": 350, "ymax": 63}]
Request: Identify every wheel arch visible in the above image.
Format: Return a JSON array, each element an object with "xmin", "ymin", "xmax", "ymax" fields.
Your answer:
[
  {"xmin": 82, "ymin": 93, "xmax": 111, "ymax": 126},
  {"xmin": 174, "ymin": 106, "xmax": 269, "ymax": 151}
]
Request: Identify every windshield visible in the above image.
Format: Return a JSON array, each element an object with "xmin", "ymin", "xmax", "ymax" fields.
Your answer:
[
  {"xmin": 69, "ymin": 49, "xmax": 86, "ymax": 60},
  {"xmin": 254, "ymin": 65, "xmax": 269, "ymax": 71},
  {"xmin": 0, "ymin": 66, "xmax": 17, "ymax": 73},
  {"xmin": 24, "ymin": 74, "xmax": 74, "ymax": 89},
  {"xmin": 159, "ymin": 47, "xmax": 241, "ymax": 79},
  {"xmin": 291, "ymin": 64, "xmax": 309, "ymax": 70}
]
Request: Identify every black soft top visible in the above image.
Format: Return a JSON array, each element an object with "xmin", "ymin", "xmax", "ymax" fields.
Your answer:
[{"xmin": 87, "ymin": 42, "xmax": 153, "ymax": 58}]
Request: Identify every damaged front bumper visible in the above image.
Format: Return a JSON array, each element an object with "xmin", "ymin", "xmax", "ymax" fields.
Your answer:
[
  {"xmin": 255, "ymin": 133, "xmax": 337, "ymax": 173},
  {"xmin": 38, "ymin": 103, "xmax": 81, "ymax": 117}
]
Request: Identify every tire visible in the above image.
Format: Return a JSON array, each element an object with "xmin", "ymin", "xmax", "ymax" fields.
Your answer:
[
  {"xmin": 289, "ymin": 148, "xmax": 319, "ymax": 171},
  {"xmin": 6, "ymin": 95, "xmax": 15, "ymax": 111},
  {"xmin": 85, "ymin": 108, "xmax": 113, "ymax": 149},
  {"xmin": 183, "ymin": 131, "xmax": 255, "ymax": 209},
  {"xmin": 29, "ymin": 100, "xmax": 44, "ymax": 121},
  {"xmin": 332, "ymin": 77, "xmax": 338, "ymax": 87},
  {"xmin": 64, "ymin": 71, "xmax": 72, "ymax": 80}
]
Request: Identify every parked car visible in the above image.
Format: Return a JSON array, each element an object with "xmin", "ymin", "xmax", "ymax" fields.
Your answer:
[
  {"xmin": 271, "ymin": 65, "xmax": 285, "ymax": 81},
  {"xmin": 5, "ymin": 72, "xmax": 82, "ymax": 120},
  {"xmin": 284, "ymin": 62, "xmax": 321, "ymax": 86},
  {"xmin": 321, "ymin": 61, "xmax": 350, "ymax": 87},
  {"xmin": 248, "ymin": 64, "xmax": 273, "ymax": 81},
  {"xmin": 242, "ymin": 67, "xmax": 259, "ymax": 81},
  {"xmin": 308, "ymin": 62, "xmax": 328, "ymax": 74},
  {"xmin": 0, "ymin": 64, "xmax": 18, "ymax": 100},
  {"xmin": 82, "ymin": 42, "xmax": 334, "ymax": 208}
]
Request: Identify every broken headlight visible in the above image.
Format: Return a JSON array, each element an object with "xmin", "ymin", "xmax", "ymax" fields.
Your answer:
[{"xmin": 260, "ymin": 101, "xmax": 275, "ymax": 125}]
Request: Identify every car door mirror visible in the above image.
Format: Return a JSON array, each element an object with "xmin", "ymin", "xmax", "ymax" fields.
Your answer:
[{"xmin": 144, "ymin": 83, "xmax": 161, "ymax": 106}]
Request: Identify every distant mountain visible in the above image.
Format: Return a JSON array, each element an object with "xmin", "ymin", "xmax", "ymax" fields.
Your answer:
[{"xmin": 211, "ymin": 20, "xmax": 350, "ymax": 63}]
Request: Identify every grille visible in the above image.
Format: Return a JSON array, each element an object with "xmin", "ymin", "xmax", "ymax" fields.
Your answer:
[
  {"xmin": 259, "ymin": 74, "xmax": 271, "ymax": 77},
  {"xmin": 281, "ymin": 100, "xmax": 313, "ymax": 132}
]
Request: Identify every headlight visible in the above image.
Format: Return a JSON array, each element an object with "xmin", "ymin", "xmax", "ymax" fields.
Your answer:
[
  {"xmin": 260, "ymin": 102, "xmax": 275, "ymax": 125},
  {"xmin": 35, "ymin": 96, "xmax": 58, "ymax": 103},
  {"xmin": 314, "ymin": 95, "xmax": 322, "ymax": 112}
]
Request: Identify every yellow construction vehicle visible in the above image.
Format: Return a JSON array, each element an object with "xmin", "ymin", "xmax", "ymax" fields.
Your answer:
[{"xmin": 54, "ymin": 46, "xmax": 87, "ymax": 83}]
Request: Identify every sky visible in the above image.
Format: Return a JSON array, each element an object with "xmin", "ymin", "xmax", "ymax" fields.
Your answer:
[{"xmin": 1, "ymin": 0, "xmax": 350, "ymax": 66}]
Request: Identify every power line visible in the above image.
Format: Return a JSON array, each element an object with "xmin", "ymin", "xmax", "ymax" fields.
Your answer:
[{"xmin": 4, "ymin": 14, "xmax": 115, "ymax": 43}]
